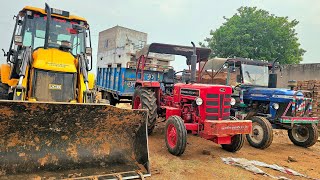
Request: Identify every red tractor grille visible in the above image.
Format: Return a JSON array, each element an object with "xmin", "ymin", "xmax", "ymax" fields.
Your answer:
[{"xmin": 205, "ymin": 94, "xmax": 231, "ymax": 120}]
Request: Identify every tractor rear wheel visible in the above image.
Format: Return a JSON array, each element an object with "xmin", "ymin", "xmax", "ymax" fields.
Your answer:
[
  {"xmin": 288, "ymin": 124, "xmax": 318, "ymax": 148},
  {"xmin": 165, "ymin": 116, "xmax": 187, "ymax": 156},
  {"xmin": 221, "ymin": 116, "xmax": 244, "ymax": 152},
  {"xmin": 0, "ymin": 82, "xmax": 9, "ymax": 100},
  {"xmin": 246, "ymin": 116, "xmax": 273, "ymax": 149},
  {"xmin": 132, "ymin": 88, "xmax": 157, "ymax": 134}
]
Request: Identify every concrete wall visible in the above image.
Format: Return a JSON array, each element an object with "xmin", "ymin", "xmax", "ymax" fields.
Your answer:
[
  {"xmin": 97, "ymin": 25, "xmax": 175, "ymax": 69},
  {"xmin": 276, "ymin": 63, "xmax": 320, "ymax": 88}
]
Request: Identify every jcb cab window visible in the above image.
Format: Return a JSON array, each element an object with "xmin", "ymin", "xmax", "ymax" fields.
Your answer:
[{"xmin": 23, "ymin": 14, "xmax": 85, "ymax": 55}]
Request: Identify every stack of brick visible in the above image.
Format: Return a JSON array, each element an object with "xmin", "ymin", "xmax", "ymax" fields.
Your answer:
[{"xmin": 296, "ymin": 80, "xmax": 320, "ymax": 127}]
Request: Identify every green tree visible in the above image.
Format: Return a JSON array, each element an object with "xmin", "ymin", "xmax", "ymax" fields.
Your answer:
[{"xmin": 201, "ymin": 7, "xmax": 306, "ymax": 64}]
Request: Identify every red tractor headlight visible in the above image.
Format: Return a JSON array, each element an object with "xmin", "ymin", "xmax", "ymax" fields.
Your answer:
[
  {"xmin": 195, "ymin": 97, "xmax": 203, "ymax": 106},
  {"xmin": 230, "ymin": 98, "xmax": 236, "ymax": 105}
]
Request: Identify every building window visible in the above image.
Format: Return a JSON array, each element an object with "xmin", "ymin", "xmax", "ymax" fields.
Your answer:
[{"xmin": 105, "ymin": 40, "xmax": 109, "ymax": 48}]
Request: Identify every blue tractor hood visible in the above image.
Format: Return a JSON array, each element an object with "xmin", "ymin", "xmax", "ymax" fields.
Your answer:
[{"xmin": 242, "ymin": 87, "xmax": 304, "ymax": 102}]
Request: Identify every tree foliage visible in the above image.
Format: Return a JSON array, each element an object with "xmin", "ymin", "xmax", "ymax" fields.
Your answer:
[{"xmin": 201, "ymin": 7, "xmax": 306, "ymax": 64}]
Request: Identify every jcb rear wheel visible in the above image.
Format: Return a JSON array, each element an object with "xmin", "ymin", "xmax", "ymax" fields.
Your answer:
[
  {"xmin": 288, "ymin": 124, "xmax": 318, "ymax": 148},
  {"xmin": 221, "ymin": 116, "xmax": 245, "ymax": 152},
  {"xmin": 132, "ymin": 88, "xmax": 157, "ymax": 134},
  {"xmin": 165, "ymin": 116, "xmax": 187, "ymax": 156},
  {"xmin": 246, "ymin": 116, "xmax": 273, "ymax": 149}
]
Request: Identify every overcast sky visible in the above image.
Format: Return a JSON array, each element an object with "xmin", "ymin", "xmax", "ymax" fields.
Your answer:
[{"xmin": 0, "ymin": 0, "xmax": 319, "ymax": 73}]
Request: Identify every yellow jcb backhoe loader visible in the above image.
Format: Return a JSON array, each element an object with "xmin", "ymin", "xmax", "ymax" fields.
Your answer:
[{"xmin": 0, "ymin": 4, "xmax": 150, "ymax": 179}]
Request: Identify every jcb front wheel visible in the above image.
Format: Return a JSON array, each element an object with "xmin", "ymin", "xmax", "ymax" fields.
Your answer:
[
  {"xmin": 132, "ymin": 88, "xmax": 157, "ymax": 134},
  {"xmin": 288, "ymin": 124, "xmax": 318, "ymax": 148},
  {"xmin": 165, "ymin": 116, "xmax": 187, "ymax": 156},
  {"xmin": 0, "ymin": 83, "xmax": 9, "ymax": 100},
  {"xmin": 246, "ymin": 116, "xmax": 273, "ymax": 149}
]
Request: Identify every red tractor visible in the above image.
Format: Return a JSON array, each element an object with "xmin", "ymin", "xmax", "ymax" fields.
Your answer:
[{"xmin": 132, "ymin": 42, "xmax": 252, "ymax": 156}]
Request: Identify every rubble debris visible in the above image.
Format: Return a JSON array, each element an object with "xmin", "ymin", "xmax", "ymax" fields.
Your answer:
[
  {"xmin": 221, "ymin": 157, "xmax": 318, "ymax": 180},
  {"xmin": 287, "ymin": 156, "xmax": 298, "ymax": 163},
  {"xmin": 202, "ymin": 150, "xmax": 211, "ymax": 155}
]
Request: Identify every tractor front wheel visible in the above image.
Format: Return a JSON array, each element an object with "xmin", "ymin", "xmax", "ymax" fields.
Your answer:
[
  {"xmin": 246, "ymin": 116, "xmax": 273, "ymax": 149},
  {"xmin": 288, "ymin": 124, "xmax": 318, "ymax": 148},
  {"xmin": 221, "ymin": 134, "xmax": 245, "ymax": 152},
  {"xmin": 132, "ymin": 88, "xmax": 157, "ymax": 134},
  {"xmin": 165, "ymin": 116, "xmax": 187, "ymax": 156},
  {"xmin": 221, "ymin": 116, "xmax": 245, "ymax": 152}
]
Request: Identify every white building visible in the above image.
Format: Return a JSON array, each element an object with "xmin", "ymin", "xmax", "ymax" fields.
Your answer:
[{"xmin": 97, "ymin": 26, "xmax": 174, "ymax": 68}]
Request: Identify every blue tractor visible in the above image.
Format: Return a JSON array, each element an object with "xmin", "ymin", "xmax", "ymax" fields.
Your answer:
[{"xmin": 203, "ymin": 58, "xmax": 319, "ymax": 149}]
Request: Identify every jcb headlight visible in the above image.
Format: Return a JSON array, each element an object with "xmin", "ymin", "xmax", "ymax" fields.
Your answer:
[
  {"xmin": 195, "ymin": 97, "xmax": 203, "ymax": 106},
  {"xmin": 272, "ymin": 103, "xmax": 279, "ymax": 110},
  {"xmin": 230, "ymin": 98, "xmax": 236, "ymax": 106}
]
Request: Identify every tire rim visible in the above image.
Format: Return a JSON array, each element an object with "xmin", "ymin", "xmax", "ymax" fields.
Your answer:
[
  {"xmin": 291, "ymin": 126, "xmax": 309, "ymax": 142},
  {"xmin": 167, "ymin": 124, "xmax": 177, "ymax": 148},
  {"xmin": 133, "ymin": 96, "xmax": 142, "ymax": 109},
  {"xmin": 250, "ymin": 122, "xmax": 264, "ymax": 144}
]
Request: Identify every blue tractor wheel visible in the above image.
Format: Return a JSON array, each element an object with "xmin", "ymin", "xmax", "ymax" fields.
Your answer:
[
  {"xmin": 246, "ymin": 116, "xmax": 273, "ymax": 149},
  {"xmin": 288, "ymin": 124, "xmax": 318, "ymax": 148}
]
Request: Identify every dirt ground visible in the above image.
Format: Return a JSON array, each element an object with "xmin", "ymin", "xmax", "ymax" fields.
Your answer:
[
  {"xmin": 116, "ymin": 103, "xmax": 320, "ymax": 180},
  {"xmin": 147, "ymin": 120, "xmax": 320, "ymax": 180}
]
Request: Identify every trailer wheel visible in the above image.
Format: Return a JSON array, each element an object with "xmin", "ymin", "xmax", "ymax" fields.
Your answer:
[
  {"xmin": 106, "ymin": 93, "xmax": 117, "ymax": 106},
  {"xmin": 165, "ymin": 116, "xmax": 187, "ymax": 156},
  {"xmin": 221, "ymin": 116, "xmax": 244, "ymax": 152},
  {"xmin": 132, "ymin": 88, "xmax": 157, "ymax": 134},
  {"xmin": 0, "ymin": 83, "xmax": 9, "ymax": 100},
  {"xmin": 246, "ymin": 116, "xmax": 273, "ymax": 149},
  {"xmin": 288, "ymin": 124, "xmax": 318, "ymax": 148}
]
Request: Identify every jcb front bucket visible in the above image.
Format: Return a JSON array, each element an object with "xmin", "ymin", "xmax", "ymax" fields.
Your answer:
[{"xmin": 0, "ymin": 100, "xmax": 150, "ymax": 179}]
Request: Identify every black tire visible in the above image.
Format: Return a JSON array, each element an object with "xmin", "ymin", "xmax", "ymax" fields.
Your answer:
[
  {"xmin": 105, "ymin": 92, "xmax": 117, "ymax": 106},
  {"xmin": 246, "ymin": 116, "xmax": 273, "ymax": 149},
  {"xmin": 221, "ymin": 116, "xmax": 244, "ymax": 152},
  {"xmin": 132, "ymin": 88, "xmax": 157, "ymax": 134},
  {"xmin": 222, "ymin": 134, "xmax": 245, "ymax": 152},
  {"xmin": 288, "ymin": 124, "xmax": 318, "ymax": 148},
  {"xmin": 165, "ymin": 116, "xmax": 187, "ymax": 156},
  {"xmin": 0, "ymin": 83, "xmax": 9, "ymax": 100}
]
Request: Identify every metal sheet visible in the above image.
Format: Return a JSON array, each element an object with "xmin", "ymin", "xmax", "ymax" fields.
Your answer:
[
  {"xmin": 0, "ymin": 100, "xmax": 149, "ymax": 179},
  {"xmin": 136, "ymin": 43, "xmax": 211, "ymax": 61}
]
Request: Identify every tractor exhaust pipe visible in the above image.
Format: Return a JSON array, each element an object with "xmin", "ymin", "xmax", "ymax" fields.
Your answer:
[
  {"xmin": 268, "ymin": 58, "xmax": 279, "ymax": 88},
  {"xmin": 190, "ymin": 42, "xmax": 197, "ymax": 83}
]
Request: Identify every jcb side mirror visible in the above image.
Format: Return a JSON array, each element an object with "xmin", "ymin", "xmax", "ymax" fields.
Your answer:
[
  {"xmin": 85, "ymin": 47, "xmax": 92, "ymax": 56},
  {"xmin": 14, "ymin": 35, "xmax": 23, "ymax": 46}
]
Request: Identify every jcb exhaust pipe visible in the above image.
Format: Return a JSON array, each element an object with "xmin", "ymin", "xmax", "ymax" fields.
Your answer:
[
  {"xmin": 190, "ymin": 42, "xmax": 197, "ymax": 83},
  {"xmin": 44, "ymin": 3, "xmax": 51, "ymax": 49}
]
